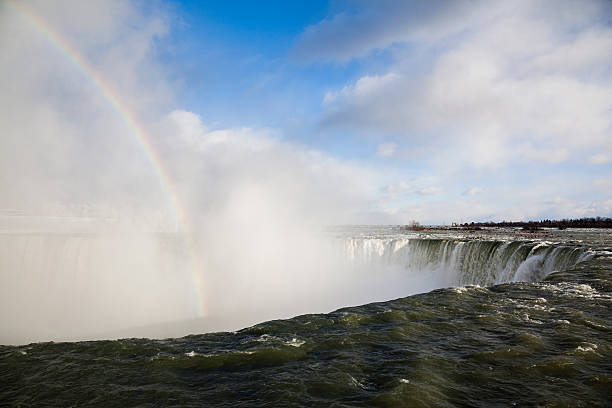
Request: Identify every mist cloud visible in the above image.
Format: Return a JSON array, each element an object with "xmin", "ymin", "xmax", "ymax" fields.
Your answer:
[{"xmin": 0, "ymin": 0, "xmax": 382, "ymax": 343}]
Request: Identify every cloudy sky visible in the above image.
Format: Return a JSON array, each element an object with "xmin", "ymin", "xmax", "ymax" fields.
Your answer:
[{"xmin": 1, "ymin": 0, "xmax": 611, "ymax": 224}]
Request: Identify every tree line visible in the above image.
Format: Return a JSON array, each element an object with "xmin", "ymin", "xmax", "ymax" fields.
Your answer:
[{"xmin": 462, "ymin": 217, "xmax": 612, "ymax": 230}]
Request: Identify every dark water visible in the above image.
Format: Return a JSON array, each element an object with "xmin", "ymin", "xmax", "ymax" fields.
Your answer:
[{"xmin": 1, "ymin": 253, "xmax": 610, "ymax": 407}]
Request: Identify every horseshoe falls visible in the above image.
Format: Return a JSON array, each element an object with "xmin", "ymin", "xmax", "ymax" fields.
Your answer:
[
  {"xmin": 0, "ymin": 231, "xmax": 197, "ymax": 343},
  {"xmin": 339, "ymin": 235, "xmax": 592, "ymax": 286},
  {"xmin": 1, "ymin": 226, "xmax": 610, "ymax": 407}
]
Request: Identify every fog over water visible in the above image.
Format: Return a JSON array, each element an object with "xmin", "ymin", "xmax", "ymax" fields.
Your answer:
[{"xmin": 0, "ymin": 0, "xmax": 383, "ymax": 344}]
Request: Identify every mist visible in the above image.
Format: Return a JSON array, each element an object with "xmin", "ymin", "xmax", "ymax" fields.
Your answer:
[{"xmin": 0, "ymin": 0, "xmax": 417, "ymax": 345}]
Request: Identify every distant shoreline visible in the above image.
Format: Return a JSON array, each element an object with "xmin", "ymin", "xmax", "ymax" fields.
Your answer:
[
  {"xmin": 457, "ymin": 217, "xmax": 611, "ymax": 230},
  {"xmin": 400, "ymin": 217, "xmax": 612, "ymax": 233}
]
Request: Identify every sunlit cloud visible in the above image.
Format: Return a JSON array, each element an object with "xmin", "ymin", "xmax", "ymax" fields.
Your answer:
[
  {"xmin": 417, "ymin": 186, "xmax": 444, "ymax": 196},
  {"xmin": 463, "ymin": 187, "xmax": 484, "ymax": 196},
  {"xmin": 587, "ymin": 154, "xmax": 610, "ymax": 164},
  {"xmin": 302, "ymin": 0, "xmax": 612, "ymax": 221},
  {"xmin": 376, "ymin": 142, "xmax": 397, "ymax": 157}
]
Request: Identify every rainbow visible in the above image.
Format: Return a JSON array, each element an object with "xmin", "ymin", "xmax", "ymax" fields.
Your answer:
[{"xmin": 4, "ymin": 0, "xmax": 207, "ymax": 316}]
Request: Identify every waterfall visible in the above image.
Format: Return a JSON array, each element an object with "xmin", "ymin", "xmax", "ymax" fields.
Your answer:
[
  {"xmin": 338, "ymin": 237, "xmax": 591, "ymax": 286},
  {"xmin": 0, "ymin": 232, "xmax": 197, "ymax": 342},
  {"xmin": 0, "ymin": 230, "xmax": 594, "ymax": 344}
]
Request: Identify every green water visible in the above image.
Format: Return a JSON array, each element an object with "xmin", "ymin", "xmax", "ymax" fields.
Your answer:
[{"xmin": 1, "ymin": 253, "xmax": 610, "ymax": 407}]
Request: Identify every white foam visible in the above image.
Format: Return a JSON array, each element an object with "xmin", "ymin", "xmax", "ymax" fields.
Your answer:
[
  {"xmin": 451, "ymin": 285, "xmax": 481, "ymax": 294},
  {"xmin": 575, "ymin": 343, "xmax": 598, "ymax": 353},
  {"xmin": 542, "ymin": 282, "xmax": 610, "ymax": 300},
  {"xmin": 348, "ymin": 375, "xmax": 366, "ymax": 389},
  {"xmin": 519, "ymin": 313, "xmax": 543, "ymax": 325},
  {"xmin": 556, "ymin": 319, "xmax": 571, "ymax": 325},
  {"xmin": 286, "ymin": 337, "xmax": 305, "ymax": 347}
]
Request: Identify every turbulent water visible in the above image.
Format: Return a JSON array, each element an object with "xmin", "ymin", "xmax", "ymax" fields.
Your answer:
[{"xmin": 1, "ymin": 227, "xmax": 611, "ymax": 406}]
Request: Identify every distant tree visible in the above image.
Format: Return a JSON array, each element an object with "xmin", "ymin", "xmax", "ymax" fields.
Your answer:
[{"xmin": 464, "ymin": 217, "xmax": 612, "ymax": 229}]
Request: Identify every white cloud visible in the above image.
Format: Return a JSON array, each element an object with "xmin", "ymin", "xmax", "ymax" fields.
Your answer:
[
  {"xmin": 587, "ymin": 154, "xmax": 610, "ymax": 164},
  {"xmin": 376, "ymin": 142, "xmax": 397, "ymax": 157},
  {"xmin": 158, "ymin": 110, "xmax": 378, "ymax": 225},
  {"xmin": 315, "ymin": 1, "xmax": 612, "ymax": 171},
  {"xmin": 377, "ymin": 192, "xmax": 612, "ymax": 225},
  {"xmin": 302, "ymin": 0, "xmax": 612, "ymax": 225},
  {"xmin": 381, "ymin": 181, "xmax": 413, "ymax": 199},
  {"xmin": 522, "ymin": 147, "xmax": 570, "ymax": 164},
  {"xmin": 463, "ymin": 187, "xmax": 484, "ymax": 196},
  {"xmin": 593, "ymin": 178, "xmax": 612, "ymax": 189},
  {"xmin": 296, "ymin": 1, "xmax": 608, "ymax": 63},
  {"xmin": 417, "ymin": 186, "xmax": 444, "ymax": 196}
]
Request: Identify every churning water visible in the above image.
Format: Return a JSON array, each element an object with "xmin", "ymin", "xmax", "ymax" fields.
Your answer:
[{"xmin": 1, "ymin": 226, "xmax": 611, "ymax": 406}]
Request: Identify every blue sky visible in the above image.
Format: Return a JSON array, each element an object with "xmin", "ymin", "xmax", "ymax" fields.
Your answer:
[
  {"xmin": 161, "ymin": 1, "xmax": 365, "ymax": 144},
  {"xmin": 163, "ymin": 0, "xmax": 612, "ymax": 222},
  {"xmin": 159, "ymin": 3, "xmax": 410, "ymax": 158},
  {"xmin": 1, "ymin": 0, "xmax": 611, "ymax": 224}
]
